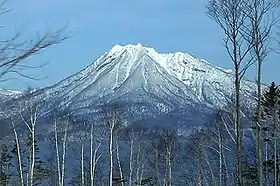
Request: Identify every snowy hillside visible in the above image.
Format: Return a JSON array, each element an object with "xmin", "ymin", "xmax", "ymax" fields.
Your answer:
[
  {"xmin": 0, "ymin": 88, "xmax": 22, "ymax": 101},
  {"xmin": 40, "ymin": 43, "xmax": 256, "ymax": 108},
  {"xmin": 0, "ymin": 44, "xmax": 257, "ymax": 127}
]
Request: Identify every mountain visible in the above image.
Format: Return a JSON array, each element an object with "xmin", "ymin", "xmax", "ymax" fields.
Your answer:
[
  {"xmin": 0, "ymin": 88, "xmax": 22, "ymax": 101},
  {"xmin": 0, "ymin": 43, "xmax": 260, "ymax": 185},
  {"xmin": 1, "ymin": 43, "xmax": 257, "ymax": 131}
]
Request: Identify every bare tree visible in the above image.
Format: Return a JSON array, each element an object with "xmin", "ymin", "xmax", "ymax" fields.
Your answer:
[
  {"xmin": 128, "ymin": 130, "xmax": 134, "ymax": 186},
  {"xmin": 210, "ymin": 112, "xmax": 236, "ymax": 185},
  {"xmin": 89, "ymin": 122, "xmax": 102, "ymax": 186},
  {"xmin": 80, "ymin": 136, "xmax": 85, "ymax": 186},
  {"xmin": 124, "ymin": 127, "xmax": 148, "ymax": 186},
  {"xmin": 0, "ymin": 0, "xmax": 69, "ymax": 82},
  {"xmin": 54, "ymin": 114, "xmax": 69, "ymax": 186},
  {"xmin": 155, "ymin": 129, "xmax": 178, "ymax": 186},
  {"xmin": 19, "ymin": 101, "xmax": 40, "ymax": 186},
  {"xmin": 115, "ymin": 140, "xmax": 124, "ymax": 186},
  {"xmin": 207, "ymin": 0, "xmax": 256, "ymax": 184},
  {"xmin": 242, "ymin": 1, "xmax": 280, "ymax": 185},
  {"xmin": 103, "ymin": 104, "xmax": 123, "ymax": 186},
  {"xmin": 10, "ymin": 119, "xmax": 24, "ymax": 186}
]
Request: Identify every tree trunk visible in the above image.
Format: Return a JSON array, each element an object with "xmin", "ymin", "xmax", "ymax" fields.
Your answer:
[
  {"xmin": 235, "ymin": 72, "xmax": 242, "ymax": 186},
  {"xmin": 116, "ymin": 141, "xmax": 124, "ymax": 186},
  {"xmin": 61, "ymin": 124, "xmax": 68, "ymax": 186},
  {"xmin": 11, "ymin": 121, "xmax": 24, "ymax": 186},
  {"xmin": 54, "ymin": 118, "xmax": 62, "ymax": 186},
  {"xmin": 90, "ymin": 123, "xmax": 93, "ymax": 186},
  {"xmin": 81, "ymin": 139, "xmax": 85, "ymax": 186},
  {"xmin": 129, "ymin": 136, "xmax": 134, "ymax": 186},
  {"xmin": 257, "ymin": 53, "xmax": 263, "ymax": 186},
  {"xmin": 109, "ymin": 127, "xmax": 114, "ymax": 186},
  {"xmin": 219, "ymin": 129, "xmax": 223, "ymax": 186},
  {"xmin": 274, "ymin": 133, "xmax": 277, "ymax": 186},
  {"xmin": 154, "ymin": 149, "xmax": 160, "ymax": 186},
  {"xmin": 196, "ymin": 157, "xmax": 202, "ymax": 186},
  {"xmin": 92, "ymin": 141, "xmax": 102, "ymax": 186},
  {"xmin": 136, "ymin": 142, "xmax": 141, "ymax": 185},
  {"xmin": 30, "ymin": 127, "xmax": 35, "ymax": 186},
  {"xmin": 168, "ymin": 149, "xmax": 172, "ymax": 186}
]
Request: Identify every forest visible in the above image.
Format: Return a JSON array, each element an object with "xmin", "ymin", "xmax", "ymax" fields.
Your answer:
[{"xmin": 1, "ymin": 0, "xmax": 280, "ymax": 185}]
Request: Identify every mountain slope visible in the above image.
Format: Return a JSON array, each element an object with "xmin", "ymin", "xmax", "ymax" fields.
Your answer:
[
  {"xmin": 1, "ymin": 44, "xmax": 257, "ymax": 128},
  {"xmin": 43, "ymin": 43, "xmax": 256, "ymax": 107}
]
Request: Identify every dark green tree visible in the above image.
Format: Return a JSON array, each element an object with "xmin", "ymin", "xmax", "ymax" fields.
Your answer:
[
  {"xmin": 26, "ymin": 134, "xmax": 51, "ymax": 185},
  {"xmin": 261, "ymin": 81, "xmax": 280, "ymax": 117},
  {"xmin": 0, "ymin": 143, "xmax": 13, "ymax": 185},
  {"xmin": 261, "ymin": 81, "xmax": 280, "ymax": 185}
]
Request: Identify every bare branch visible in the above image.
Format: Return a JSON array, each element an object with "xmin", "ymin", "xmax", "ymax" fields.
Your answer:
[{"xmin": 0, "ymin": 25, "xmax": 70, "ymax": 79}]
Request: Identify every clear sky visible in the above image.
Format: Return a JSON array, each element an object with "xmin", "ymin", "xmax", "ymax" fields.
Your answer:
[{"xmin": 1, "ymin": 0, "xmax": 279, "ymax": 91}]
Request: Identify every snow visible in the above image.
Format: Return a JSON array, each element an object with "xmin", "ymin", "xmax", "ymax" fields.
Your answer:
[
  {"xmin": 7, "ymin": 43, "xmax": 256, "ymax": 115},
  {"xmin": 0, "ymin": 88, "xmax": 22, "ymax": 96}
]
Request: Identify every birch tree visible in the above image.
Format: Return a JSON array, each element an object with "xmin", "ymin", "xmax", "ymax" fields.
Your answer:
[
  {"xmin": 10, "ymin": 119, "xmax": 24, "ymax": 186},
  {"xmin": 103, "ymin": 104, "xmax": 123, "ymax": 186},
  {"xmin": 124, "ymin": 127, "xmax": 148, "ymax": 186},
  {"xmin": 207, "ymin": 1, "xmax": 256, "ymax": 184},
  {"xmin": 80, "ymin": 136, "xmax": 85, "ymax": 186},
  {"xmin": 19, "ymin": 101, "xmax": 41, "ymax": 186},
  {"xmin": 242, "ymin": 1, "xmax": 280, "ymax": 185},
  {"xmin": 89, "ymin": 122, "xmax": 102, "ymax": 186},
  {"xmin": 155, "ymin": 129, "xmax": 178, "ymax": 186},
  {"xmin": 53, "ymin": 114, "xmax": 69, "ymax": 186}
]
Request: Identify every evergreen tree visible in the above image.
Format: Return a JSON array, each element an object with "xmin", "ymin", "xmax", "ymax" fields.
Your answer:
[
  {"xmin": 0, "ymin": 143, "xmax": 13, "ymax": 185},
  {"xmin": 261, "ymin": 81, "xmax": 280, "ymax": 185},
  {"xmin": 26, "ymin": 134, "xmax": 51, "ymax": 185},
  {"xmin": 261, "ymin": 81, "xmax": 280, "ymax": 117}
]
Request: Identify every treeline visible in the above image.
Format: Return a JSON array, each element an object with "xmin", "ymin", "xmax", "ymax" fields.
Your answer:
[
  {"xmin": 207, "ymin": 0, "xmax": 280, "ymax": 185},
  {"xmin": 0, "ymin": 81, "xmax": 279, "ymax": 185}
]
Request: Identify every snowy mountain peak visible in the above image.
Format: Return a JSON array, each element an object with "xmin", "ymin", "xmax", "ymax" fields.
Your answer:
[
  {"xmin": 107, "ymin": 44, "xmax": 207, "ymax": 68},
  {"xmin": 109, "ymin": 43, "xmax": 145, "ymax": 56},
  {"xmin": 0, "ymin": 43, "xmax": 258, "ymax": 125},
  {"xmin": 3, "ymin": 43, "xmax": 257, "ymax": 120},
  {"xmin": 103, "ymin": 44, "xmax": 233, "ymax": 84},
  {"xmin": 44, "ymin": 43, "xmax": 256, "ymax": 110}
]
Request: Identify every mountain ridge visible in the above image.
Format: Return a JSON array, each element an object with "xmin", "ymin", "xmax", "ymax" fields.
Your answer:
[{"xmin": 0, "ymin": 44, "xmax": 257, "ymax": 125}]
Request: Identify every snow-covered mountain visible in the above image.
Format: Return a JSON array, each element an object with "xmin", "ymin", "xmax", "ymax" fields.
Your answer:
[
  {"xmin": 1, "ymin": 43, "xmax": 257, "ymax": 129},
  {"xmin": 0, "ymin": 88, "xmax": 22, "ymax": 101}
]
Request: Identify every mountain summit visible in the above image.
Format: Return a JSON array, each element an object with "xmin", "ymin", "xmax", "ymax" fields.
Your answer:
[
  {"xmin": 1, "ymin": 44, "xmax": 257, "ymax": 128},
  {"xmin": 46, "ymin": 43, "xmax": 256, "ymax": 106}
]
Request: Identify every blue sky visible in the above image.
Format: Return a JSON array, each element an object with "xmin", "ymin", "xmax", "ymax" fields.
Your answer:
[{"xmin": 1, "ymin": 0, "xmax": 279, "ymax": 90}]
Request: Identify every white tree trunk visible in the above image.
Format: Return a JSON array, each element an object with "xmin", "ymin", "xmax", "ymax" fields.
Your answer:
[
  {"xmin": 90, "ymin": 123, "xmax": 93, "ymax": 186},
  {"xmin": 116, "ymin": 141, "xmax": 124, "ymax": 186},
  {"xmin": 30, "ymin": 126, "xmax": 35, "ymax": 186},
  {"xmin": 219, "ymin": 130, "xmax": 223, "ymax": 186},
  {"xmin": 92, "ymin": 141, "xmax": 102, "ymax": 185},
  {"xmin": 54, "ymin": 118, "xmax": 62, "ymax": 186},
  {"xmin": 11, "ymin": 120, "xmax": 24, "ymax": 186},
  {"xmin": 81, "ymin": 138, "xmax": 85, "ymax": 186},
  {"xmin": 140, "ymin": 162, "xmax": 145, "ymax": 186},
  {"xmin": 20, "ymin": 105, "xmax": 38, "ymax": 186},
  {"xmin": 274, "ymin": 131, "xmax": 277, "ymax": 186},
  {"xmin": 129, "ymin": 136, "xmax": 134, "ymax": 186},
  {"xmin": 167, "ymin": 149, "xmax": 172, "ymax": 186},
  {"xmin": 61, "ymin": 124, "xmax": 68, "ymax": 186},
  {"xmin": 136, "ymin": 142, "xmax": 141, "ymax": 185},
  {"xmin": 109, "ymin": 127, "xmax": 114, "ymax": 186}
]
